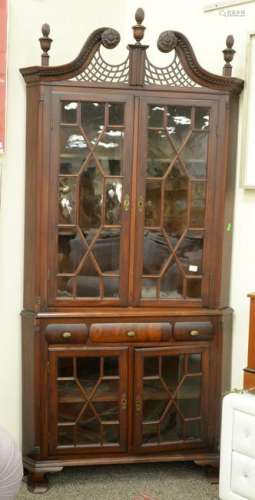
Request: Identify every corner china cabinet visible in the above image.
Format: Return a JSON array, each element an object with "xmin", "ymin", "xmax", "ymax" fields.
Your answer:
[{"xmin": 21, "ymin": 9, "xmax": 243, "ymax": 492}]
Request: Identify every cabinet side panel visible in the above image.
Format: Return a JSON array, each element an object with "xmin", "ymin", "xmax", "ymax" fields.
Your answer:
[
  {"xmin": 22, "ymin": 314, "xmax": 36, "ymax": 455},
  {"xmin": 23, "ymin": 85, "xmax": 40, "ymax": 310},
  {"xmin": 220, "ymin": 97, "xmax": 239, "ymax": 308}
]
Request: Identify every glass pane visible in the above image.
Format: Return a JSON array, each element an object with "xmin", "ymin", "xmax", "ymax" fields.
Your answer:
[
  {"xmin": 58, "ymin": 403, "xmax": 84, "ymax": 423},
  {"xmin": 94, "ymin": 380, "xmax": 119, "ymax": 400},
  {"xmin": 57, "ymin": 277, "xmax": 73, "ymax": 298},
  {"xmin": 181, "ymin": 132, "xmax": 208, "ymax": 178},
  {"xmin": 92, "ymin": 229, "xmax": 120, "ymax": 273},
  {"xmin": 94, "ymin": 129, "xmax": 124, "ymax": 175},
  {"xmin": 61, "ymin": 101, "xmax": 78, "ymax": 124},
  {"xmin": 108, "ymin": 103, "xmax": 124, "ymax": 125},
  {"xmin": 144, "ymin": 357, "xmax": 159, "ymax": 377},
  {"xmin": 79, "ymin": 159, "xmax": 103, "ymax": 230},
  {"xmin": 76, "ymin": 407, "xmax": 101, "ymax": 445},
  {"xmin": 166, "ymin": 106, "xmax": 192, "ymax": 150},
  {"xmin": 143, "ymin": 379, "xmax": 168, "ymax": 400},
  {"xmin": 76, "ymin": 274, "xmax": 100, "ymax": 298},
  {"xmin": 185, "ymin": 420, "xmax": 201, "ymax": 440},
  {"xmin": 81, "ymin": 102, "xmax": 105, "ymax": 144},
  {"xmin": 58, "ymin": 230, "xmax": 86, "ymax": 274},
  {"xmin": 104, "ymin": 276, "xmax": 119, "ymax": 298},
  {"xmin": 141, "ymin": 278, "xmax": 157, "ymax": 299},
  {"xmin": 148, "ymin": 105, "xmax": 165, "ymax": 127},
  {"xmin": 143, "ymin": 231, "xmax": 169, "ymax": 275},
  {"xmin": 188, "ymin": 354, "xmax": 202, "ymax": 374},
  {"xmin": 195, "ymin": 108, "xmax": 210, "ymax": 130},
  {"xmin": 143, "ymin": 400, "xmax": 166, "ymax": 422},
  {"xmin": 160, "ymin": 409, "xmax": 183, "ymax": 442},
  {"xmin": 103, "ymin": 357, "xmax": 119, "ymax": 377},
  {"xmin": 105, "ymin": 180, "xmax": 122, "ymax": 225},
  {"xmin": 77, "ymin": 357, "xmax": 100, "ymax": 394},
  {"xmin": 58, "ymin": 380, "xmax": 83, "ymax": 403},
  {"xmin": 60, "ymin": 126, "xmax": 88, "ymax": 175},
  {"xmin": 103, "ymin": 424, "xmax": 119, "ymax": 443},
  {"xmin": 58, "ymin": 425, "xmax": 74, "ymax": 446},
  {"xmin": 178, "ymin": 376, "xmax": 201, "ymax": 418},
  {"xmin": 164, "ymin": 163, "xmax": 188, "ymax": 239},
  {"xmin": 190, "ymin": 182, "xmax": 206, "ymax": 227},
  {"xmin": 94, "ymin": 402, "xmax": 119, "ymax": 422},
  {"xmin": 58, "ymin": 358, "xmax": 73, "ymax": 378},
  {"xmin": 186, "ymin": 278, "xmax": 202, "ymax": 298},
  {"xmin": 160, "ymin": 259, "xmax": 183, "ymax": 299},
  {"xmin": 177, "ymin": 231, "xmax": 204, "ymax": 275},
  {"xmin": 162, "ymin": 355, "xmax": 185, "ymax": 390},
  {"xmin": 147, "ymin": 129, "xmax": 175, "ymax": 177},
  {"xmin": 59, "ymin": 177, "xmax": 76, "ymax": 224},
  {"xmin": 143, "ymin": 423, "xmax": 158, "ymax": 444},
  {"xmin": 145, "ymin": 181, "xmax": 161, "ymax": 227}
]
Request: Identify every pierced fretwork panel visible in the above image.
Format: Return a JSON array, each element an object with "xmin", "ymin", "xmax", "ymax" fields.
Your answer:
[
  {"xmin": 57, "ymin": 100, "xmax": 125, "ymax": 300},
  {"xmin": 140, "ymin": 352, "xmax": 203, "ymax": 445},
  {"xmin": 145, "ymin": 54, "xmax": 201, "ymax": 88},
  {"xmin": 71, "ymin": 49, "xmax": 129, "ymax": 84},
  {"xmin": 141, "ymin": 104, "xmax": 210, "ymax": 301}
]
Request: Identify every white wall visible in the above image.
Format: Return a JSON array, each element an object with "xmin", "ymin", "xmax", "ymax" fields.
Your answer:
[{"xmin": 0, "ymin": 0, "xmax": 254, "ymax": 445}]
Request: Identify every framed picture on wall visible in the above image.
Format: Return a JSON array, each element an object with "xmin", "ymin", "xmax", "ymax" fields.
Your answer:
[{"xmin": 241, "ymin": 32, "xmax": 255, "ymax": 188}]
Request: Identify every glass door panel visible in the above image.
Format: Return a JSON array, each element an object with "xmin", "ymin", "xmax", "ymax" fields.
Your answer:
[
  {"xmin": 134, "ymin": 347, "xmax": 209, "ymax": 451},
  {"xmin": 135, "ymin": 98, "xmax": 215, "ymax": 305},
  {"xmin": 49, "ymin": 347, "xmax": 128, "ymax": 454},
  {"xmin": 50, "ymin": 94, "xmax": 133, "ymax": 305}
]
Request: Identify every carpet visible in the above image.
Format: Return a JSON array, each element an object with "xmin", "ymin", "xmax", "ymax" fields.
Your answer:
[{"xmin": 17, "ymin": 462, "xmax": 219, "ymax": 499}]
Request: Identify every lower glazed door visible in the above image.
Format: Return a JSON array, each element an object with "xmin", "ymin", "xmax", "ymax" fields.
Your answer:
[
  {"xmin": 48, "ymin": 346, "xmax": 128, "ymax": 455},
  {"xmin": 133, "ymin": 345, "xmax": 209, "ymax": 452}
]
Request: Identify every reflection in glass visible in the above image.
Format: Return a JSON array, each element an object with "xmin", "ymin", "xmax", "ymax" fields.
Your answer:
[
  {"xmin": 58, "ymin": 380, "xmax": 83, "ymax": 402},
  {"xmin": 104, "ymin": 357, "xmax": 119, "ymax": 376},
  {"xmin": 76, "ymin": 408, "xmax": 101, "ymax": 445},
  {"xmin": 147, "ymin": 129, "xmax": 175, "ymax": 177},
  {"xmin": 160, "ymin": 409, "xmax": 182, "ymax": 442},
  {"xmin": 94, "ymin": 380, "xmax": 119, "ymax": 400},
  {"xmin": 59, "ymin": 177, "xmax": 76, "ymax": 224},
  {"xmin": 79, "ymin": 160, "xmax": 103, "ymax": 230},
  {"xmin": 60, "ymin": 126, "xmax": 87, "ymax": 174},
  {"xmin": 160, "ymin": 259, "xmax": 183, "ymax": 299},
  {"xmin": 81, "ymin": 102, "xmax": 105, "ymax": 144},
  {"xmin": 58, "ymin": 358, "xmax": 73, "ymax": 377},
  {"xmin": 166, "ymin": 106, "xmax": 191, "ymax": 150},
  {"xmin": 145, "ymin": 181, "xmax": 161, "ymax": 226},
  {"xmin": 103, "ymin": 425, "xmax": 119, "ymax": 443},
  {"xmin": 58, "ymin": 230, "xmax": 86, "ymax": 273},
  {"xmin": 143, "ymin": 400, "xmax": 166, "ymax": 422},
  {"xmin": 57, "ymin": 277, "xmax": 73, "ymax": 298},
  {"xmin": 77, "ymin": 357, "xmax": 100, "ymax": 393},
  {"xmin": 109, "ymin": 103, "xmax": 124, "ymax": 125},
  {"xmin": 144, "ymin": 357, "xmax": 159, "ymax": 377},
  {"xmin": 105, "ymin": 180, "xmax": 122, "ymax": 224},
  {"xmin": 94, "ymin": 129, "xmax": 124, "ymax": 175},
  {"xmin": 164, "ymin": 163, "xmax": 188, "ymax": 238},
  {"xmin": 141, "ymin": 279, "xmax": 157, "ymax": 299},
  {"xmin": 181, "ymin": 132, "xmax": 208, "ymax": 178},
  {"xmin": 185, "ymin": 420, "xmax": 201, "ymax": 440},
  {"xmin": 61, "ymin": 101, "xmax": 78, "ymax": 124},
  {"xmin": 104, "ymin": 277, "xmax": 119, "ymax": 298},
  {"xmin": 177, "ymin": 231, "xmax": 204, "ymax": 275},
  {"xmin": 186, "ymin": 278, "xmax": 202, "ymax": 298},
  {"xmin": 148, "ymin": 105, "xmax": 165, "ymax": 127},
  {"xmin": 93, "ymin": 229, "xmax": 120, "ymax": 273},
  {"xmin": 178, "ymin": 376, "xmax": 201, "ymax": 418},
  {"xmin": 58, "ymin": 425, "xmax": 74, "ymax": 446},
  {"xmin": 143, "ymin": 231, "xmax": 169, "ymax": 275},
  {"xmin": 190, "ymin": 183, "xmax": 206, "ymax": 227},
  {"xmin": 188, "ymin": 354, "xmax": 201, "ymax": 374},
  {"xmin": 58, "ymin": 403, "xmax": 83, "ymax": 423},
  {"xmin": 94, "ymin": 402, "xmax": 118, "ymax": 422},
  {"xmin": 143, "ymin": 423, "xmax": 158, "ymax": 444},
  {"xmin": 162, "ymin": 355, "xmax": 184, "ymax": 389},
  {"xmin": 195, "ymin": 108, "xmax": 210, "ymax": 130}
]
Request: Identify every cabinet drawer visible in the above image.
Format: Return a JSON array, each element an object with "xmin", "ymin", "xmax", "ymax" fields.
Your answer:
[
  {"xmin": 173, "ymin": 322, "xmax": 213, "ymax": 341},
  {"xmin": 90, "ymin": 322, "xmax": 172, "ymax": 343},
  {"xmin": 45, "ymin": 323, "xmax": 89, "ymax": 344}
]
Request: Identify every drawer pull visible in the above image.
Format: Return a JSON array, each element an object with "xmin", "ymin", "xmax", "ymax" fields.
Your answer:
[
  {"xmin": 127, "ymin": 330, "xmax": 136, "ymax": 337},
  {"xmin": 62, "ymin": 331, "xmax": 72, "ymax": 339},
  {"xmin": 190, "ymin": 330, "xmax": 200, "ymax": 337}
]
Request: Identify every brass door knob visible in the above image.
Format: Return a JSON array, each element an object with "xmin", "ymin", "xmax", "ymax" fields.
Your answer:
[
  {"xmin": 190, "ymin": 330, "xmax": 199, "ymax": 337},
  {"xmin": 62, "ymin": 331, "xmax": 72, "ymax": 339},
  {"xmin": 127, "ymin": 331, "xmax": 136, "ymax": 337}
]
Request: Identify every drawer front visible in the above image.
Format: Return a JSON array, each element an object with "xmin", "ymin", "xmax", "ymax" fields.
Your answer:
[
  {"xmin": 173, "ymin": 321, "xmax": 213, "ymax": 341},
  {"xmin": 90, "ymin": 322, "xmax": 172, "ymax": 343},
  {"xmin": 45, "ymin": 323, "xmax": 89, "ymax": 344}
]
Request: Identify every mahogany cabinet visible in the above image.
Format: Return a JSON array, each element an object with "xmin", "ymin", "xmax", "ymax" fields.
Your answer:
[{"xmin": 20, "ymin": 9, "xmax": 243, "ymax": 493}]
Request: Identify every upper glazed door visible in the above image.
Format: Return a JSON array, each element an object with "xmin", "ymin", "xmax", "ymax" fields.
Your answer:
[
  {"xmin": 133, "ymin": 95, "xmax": 218, "ymax": 307},
  {"xmin": 48, "ymin": 91, "xmax": 134, "ymax": 306}
]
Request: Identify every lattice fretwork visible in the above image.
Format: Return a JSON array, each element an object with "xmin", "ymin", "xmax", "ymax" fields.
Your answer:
[
  {"xmin": 144, "ymin": 53, "xmax": 201, "ymax": 88},
  {"xmin": 72, "ymin": 49, "xmax": 129, "ymax": 84}
]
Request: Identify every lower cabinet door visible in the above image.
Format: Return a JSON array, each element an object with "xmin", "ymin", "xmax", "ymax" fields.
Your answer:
[
  {"xmin": 48, "ymin": 346, "xmax": 128, "ymax": 455},
  {"xmin": 133, "ymin": 346, "xmax": 210, "ymax": 452}
]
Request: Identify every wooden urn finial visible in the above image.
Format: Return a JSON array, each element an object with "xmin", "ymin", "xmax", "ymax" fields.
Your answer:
[
  {"xmin": 222, "ymin": 35, "xmax": 236, "ymax": 77},
  {"xmin": 132, "ymin": 8, "xmax": 146, "ymax": 44},
  {"xmin": 39, "ymin": 23, "xmax": 53, "ymax": 66}
]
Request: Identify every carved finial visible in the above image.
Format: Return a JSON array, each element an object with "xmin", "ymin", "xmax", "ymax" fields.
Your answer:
[
  {"xmin": 39, "ymin": 23, "xmax": 52, "ymax": 66},
  {"xmin": 223, "ymin": 35, "xmax": 235, "ymax": 77},
  {"xmin": 132, "ymin": 8, "xmax": 145, "ymax": 44}
]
